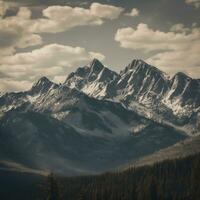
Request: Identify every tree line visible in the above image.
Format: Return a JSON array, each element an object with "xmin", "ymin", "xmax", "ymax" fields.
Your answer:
[{"xmin": 41, "ymin": 153, "xmax": 200, "ymax": 200}]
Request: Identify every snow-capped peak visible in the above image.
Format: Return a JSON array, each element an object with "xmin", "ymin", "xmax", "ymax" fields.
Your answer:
[
  {"xmin": 64, "ymin": 59, "xmax": 120, "ymax": 98},
  {"xmin": 3, "ymin": 58, "xmax": 198, "ymax": 136}
]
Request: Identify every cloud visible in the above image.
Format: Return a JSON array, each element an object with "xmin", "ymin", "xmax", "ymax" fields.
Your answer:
[
  {"xmin": 0, "ymin": 3, "xmax": 123, "ymax": 55},
  {"xmin": 17, "ymin": 6, "xmax": 32, "ymax": 18},
  {"xmin": 115, "ymin": 23, "xmax": 196, "ymax": 52},
  {"xmin": 0, "ymin": 1, "xmax": 20, "ymax": 17},
  {"xmin": 30, "ymin": 6, "xmax": 103, "ymax": 33},
  {"xmin": 170, "ymin": 23, "xmax": 190, "ymax": 33},
  {"xmin": 125, "ymin": 8, "xmax": 139, "ymax": 17},
  {"xmin": 0, "ymin": 79, "xmax": 32, "ymax": 93},
  {"xmin": 0, "ymin": 44, "xmax": 105, "ymax": 92},
  {"xmin": 115, "ymin": 23, "xmax": 200, "ymax": 77},
  {"xmin": 30, "ymin": 3, "xmax": 123, "ymax": 33},
  {"xmin": 0, "ymin": 2, "xmax": 122, "ymax": 92},
  {"xmin": 0, "ymin": 6, "xmax": 42, "ymax": 57},
  {"xmin": 185, "ymin": 0, "xmax": 200, "ymax": 8},
  {"xmin": 90, "ymin": 3, "xmax": 124, "ymax": 20},
  {"xmin": 0, "ymin": 0, "xmax": 8, "ymax": 17},
  {"xmin": 146, "ymin": 43, "xmax": 200, "ymax": 77}
]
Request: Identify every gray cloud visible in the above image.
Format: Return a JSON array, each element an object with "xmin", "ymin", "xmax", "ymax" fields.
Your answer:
[
  {"xmin": 0, "ymin": 0, "xmax": 8, "ymax": 17},
  {"xmin": 170, "ymin": 23, "xmax": 190, "ymax": 33},
  {"xmin": 125, "ymin": 8, "xmax": 139, "ymax": 17},
  {"xmin": 185, "ymin": 0, "xmax": 200, "ymax": 8},
  {"xmin": 0, "ymin": 6, "xmax": 42, "ymax": 56}
]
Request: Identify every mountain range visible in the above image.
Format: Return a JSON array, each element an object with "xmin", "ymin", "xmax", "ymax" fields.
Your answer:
[
  {"xmin": 65, "ymin": 59, "xmax": 200, "ymax": 135},
  {"xmin": 0, "ymin": 59, "xmax": 199, "ymax": 175}
]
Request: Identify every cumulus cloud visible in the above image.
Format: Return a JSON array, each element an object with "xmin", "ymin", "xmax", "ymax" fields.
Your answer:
[
  {"xmin": 30, "ymin": 6, "xmax": 103, "ymax": 33},
  {"xmin": 30, "ymin": 3, "xmax": 123, "ymax": 33},
  {"xmin": 125, "ymin": 8, "xmax": 139, "ymax": 17},
  {"xmin": 0, "ymin": 80, "xmax": 32, "ymax": 93},
  {"xmin": 185, "ymin": 0, "xmax": 200, "ymax": 8},
  {"xmin": 115, "ymin": 23, "xmax": 200, "ymax": 77},
  {"xmin": 115, "ymin": 23, "xmax": 195, "ymax": 52},
  {"xmin": 0, "ymin": 0, "xmax": 8, "ymax": 17},
  {"xmin": 0, "ymin": 2, "xmax": 121, "ymax": 92},
  {"xmin": 0, "ymin": 3, "xmax": 123, "ymax": 55},
  {"xmin": 0, "ymin": 6, "xmax": 42, "ymax": 57},
  {"xmin": 90, "ymin": 3, "xmax": 124, "ymax": 19},
  {"xmin": 0, "ymin": 44, "xmax": 105, "ymax": 92},
  {"xmin": 17, "ymin": 6, "xmax": 32, "ymax": 19}
]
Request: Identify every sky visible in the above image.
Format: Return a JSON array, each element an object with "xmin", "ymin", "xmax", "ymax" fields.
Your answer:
[{"xmin": 0, "ymin": 0, "xmax": 200, "ymax": 92}]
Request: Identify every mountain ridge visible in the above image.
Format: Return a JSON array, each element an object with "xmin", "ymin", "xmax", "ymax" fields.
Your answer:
[
  {"xmin": 0, "ymin": 63, "xmax": 189, "ymax": 175},
  {"xmin": 1, "ymin": 58, "xmax": 199, "ymax": 135},
  {"xmin": 64, "ymin": 58, "xmax": 200, "ymax": 135},
  {"xmin": 0, "ymin": 58, "xmax": 199, "ymax": 175}
]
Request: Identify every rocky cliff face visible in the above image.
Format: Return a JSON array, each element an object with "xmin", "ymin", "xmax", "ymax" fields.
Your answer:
[
  {"xmin": 65, "ymin": 59, "xmax": 120, "ymax": 99},
  {"xmin": 65, "ymin": 59, "xmax": 200, "ymax": 135}
]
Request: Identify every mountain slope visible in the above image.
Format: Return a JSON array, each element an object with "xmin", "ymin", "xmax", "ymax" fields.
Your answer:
[
  {"xmin": 121, "ymin": 135, "xmax": 200, "ymax": 170},
  {"xmin": 0, "ymin": 77, "xmax": 187, "ymax": 175}
]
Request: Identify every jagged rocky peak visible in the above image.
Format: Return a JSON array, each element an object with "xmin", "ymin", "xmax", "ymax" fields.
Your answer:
[
  {"xmin": 31, "ymin": 76, "xmax": 56, "ymax": 94},
  {"xmin": 97, "ymin": 67, "xmax": 118, "ymax": 82},
  {"xmin": 34, "ymin": 76, "xmax": 51, "ymax": 85},
  {"xmin": 121, "ymin": 59, "xmax": 147, "ymax": 71},
  {"xmin": 168, "ymin": 72, "xmax": 200, "ymax": 107},
  {"xmin": 169, "ymin": 72, "xmax": 191, "ymax": 91},
  {"xmin": 119, "ymin": 59, "xmax": 167, "ymax": 84},
  {"xmin": 116, "ymin": 59, "xmax": 170, "ymax": 100},
  {"xmin": 171, "ymin": 72, "xmax": 191, "ymax": 84},
  {"xmin": 120, "ymin": 59, "xmax": 165, "ymax": 78},
  {"xmin": 65, "ymin": 59, "xmax": 105, "ymax": 81},
  {"xmin": 68, "ymin": 66, "xmax": 90, "ymax": 79},
  {"xmin": 130, "ymin": 59, "xmax": 147, "ymax": 68},
  {"xmin": 89, "ymin": 58, "xmax": 105, "ymax": 72}
]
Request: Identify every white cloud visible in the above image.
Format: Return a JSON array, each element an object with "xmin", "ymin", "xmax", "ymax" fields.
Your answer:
[
  {"xmin": 146, "ymin": 42, "xmax": 200, "ymax": 78},
  {"xmin": 0, "ymin": 80, "xmax": 32, "ymax": 93},
  {"xmin": 52, "ymin": 75, "xmax": 67, "ymax": 84},
  {"xmin": 0, "ymin": 2, "xmax": 120, "ymax": 92},
  {"xmin": 0, "ymin": 44, "xmax": 105, "ymax": 92},
  {"xmin": 125, "ymin": 8, "xmax": 139, "ymax": 17},
  {"xmin": 115, "ymin": 23, "xmax": 200, "ymax": 77},
  {"xmin": 17, "ymin": 6, "xmax": 32, "ymax": 19},
  {"xmin": 30, "ymin": 3, "xmax": 123, "ymax": 33},
  {"xmin": 115, "ymin": 23, "xmax": 196, "ymax": 52},
  {"xmin": 0, "ymin": 3, "xmax": 123, "ymax": 54},
  {"xmin": 185, "ymin": 0, "xmax": 200, "ymax": 8},
  {"xmin": 90, "ymin": 3, "xmax": 124, "ymax": 19},
  {"xmin": 30, "ymin": 6, "xmax": 103, "ymax": 33},
  {"xmin": 0, "ymin": 6, "xmax": 42, "ymax": 57}
]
